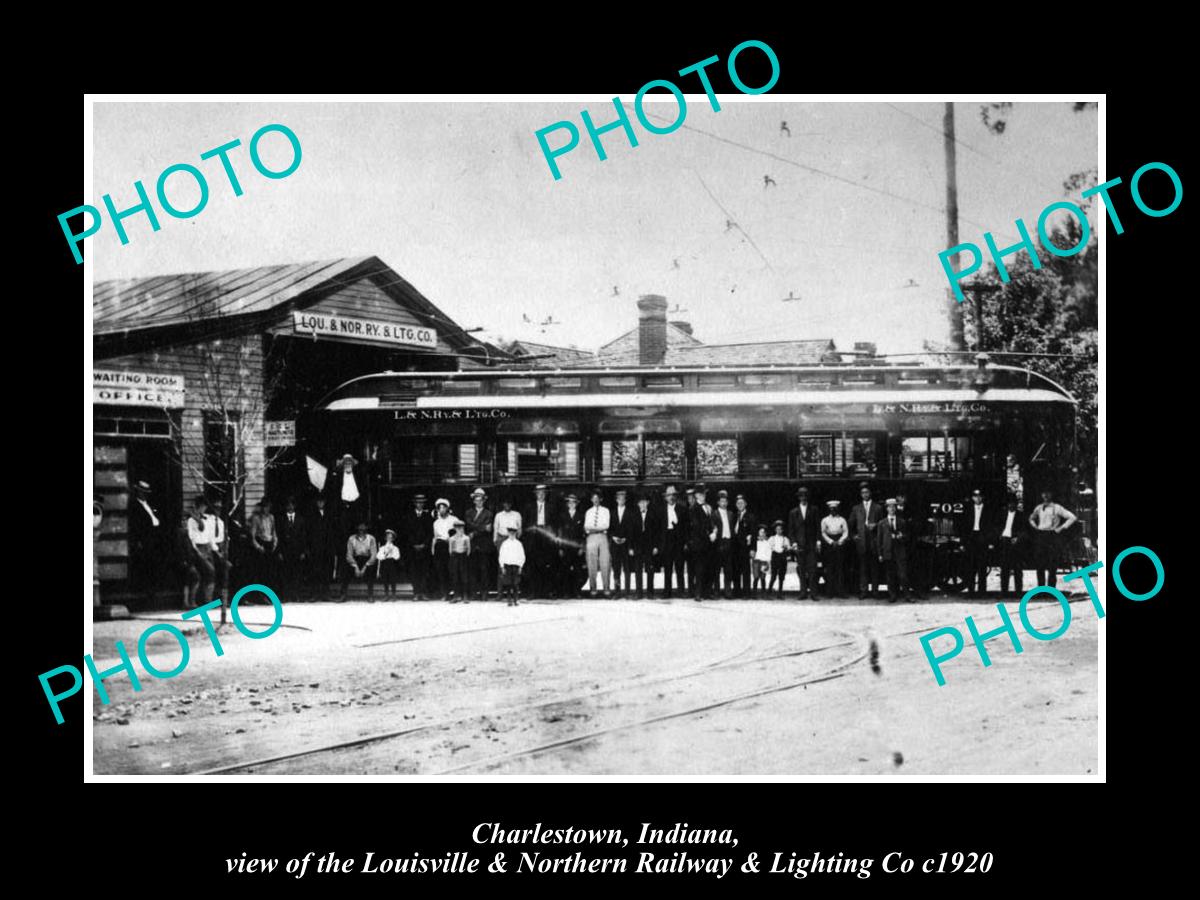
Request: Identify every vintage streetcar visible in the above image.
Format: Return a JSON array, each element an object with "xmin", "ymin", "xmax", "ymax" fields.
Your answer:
[{"xmin": 308, "ymin": 355, "xmax": 1084, "ymax": 593}]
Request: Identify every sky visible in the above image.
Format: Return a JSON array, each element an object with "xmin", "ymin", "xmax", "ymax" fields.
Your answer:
[{"xmin": 91, "ymin": 99, "xmax": 1097, "ymax": 356}]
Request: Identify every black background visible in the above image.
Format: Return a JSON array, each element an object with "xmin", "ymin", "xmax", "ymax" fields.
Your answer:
[{"xmin": 25, "ymin": 25, "xmax": 1180, "ymax": 893}]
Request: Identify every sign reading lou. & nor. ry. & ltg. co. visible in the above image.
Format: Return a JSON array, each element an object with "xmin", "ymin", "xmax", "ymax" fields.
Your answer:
[{"xmin": 292, "ymin": 311, "xmax": 437, "ymax": 349}]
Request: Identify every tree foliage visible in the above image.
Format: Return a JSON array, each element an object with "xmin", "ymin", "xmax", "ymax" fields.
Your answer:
[{"xmin": 962, "ymin": 216, "xmax": 1098, "ymax": 480}]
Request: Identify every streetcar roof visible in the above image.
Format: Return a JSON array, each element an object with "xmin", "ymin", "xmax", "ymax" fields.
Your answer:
[
  {"xmin": 319, "ymin": 362, "xmax": 1077, "ymax": 411},
  {"xmin": 323, "ymin": 387, "xmax": 1073, "ymax": 412}
]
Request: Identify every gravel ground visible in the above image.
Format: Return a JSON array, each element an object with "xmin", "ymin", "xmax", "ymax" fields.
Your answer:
[{"xmin": 90, "ymin": 585, "xmax": 1098, "ymax": 777}]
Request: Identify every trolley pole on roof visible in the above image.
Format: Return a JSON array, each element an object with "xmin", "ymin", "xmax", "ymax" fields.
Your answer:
[{"xmin": 944, "ymin": 102, "xmax": 966, "ymax": 353}]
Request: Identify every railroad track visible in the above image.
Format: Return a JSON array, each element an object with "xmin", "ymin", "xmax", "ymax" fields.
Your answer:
[
  {"xmin": 194, "ymin": 618, "xmax": 864, "ymax": 776},
  {"xmin": 188, "ymin": 594, "xmax": 1094, "ymax": 776}
]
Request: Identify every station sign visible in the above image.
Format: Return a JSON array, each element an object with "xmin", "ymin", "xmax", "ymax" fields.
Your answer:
[
  {"xmin": 93, "ymin": 370, "xmax": 186, "ymax": 408},
  {"xmin": 293, "ymin": 312, "xmax": 437, "ymax": 348}
]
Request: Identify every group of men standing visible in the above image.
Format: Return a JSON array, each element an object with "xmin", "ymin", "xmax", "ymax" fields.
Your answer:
[
  {"xmin": 166, "ymin": 476, "xmax": 1081, "ymax": 607},
  {"xmin": 386, "ymin": 481, "xmax": 922, "ymax": 602}
]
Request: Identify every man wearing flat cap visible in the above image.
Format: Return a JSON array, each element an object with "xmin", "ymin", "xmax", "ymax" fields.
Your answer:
[
  {"xmin": 465, "ymin": 488, "xmax": 495, "ymax": 601},
  {"xmin": 402, "ymin": 493, "xmax": 434, "ymax": 600},
  {"xmin": 788, "ymin": 486, "xmax": 821, "ymax": 600}
]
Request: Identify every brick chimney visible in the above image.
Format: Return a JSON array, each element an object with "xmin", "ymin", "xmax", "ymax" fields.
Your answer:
[
  {"xmin": 669, "ymin": 320, "xmax": 693, "ymax": 336},
  {"xmin": 637, "ymin": 294, "xmax": 669, "ymax": 365}
]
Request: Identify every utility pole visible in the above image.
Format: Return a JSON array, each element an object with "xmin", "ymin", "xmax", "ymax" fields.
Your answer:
[{"xmin": 944, "ymin": 102, "xmax": 965, "ymax": 352}]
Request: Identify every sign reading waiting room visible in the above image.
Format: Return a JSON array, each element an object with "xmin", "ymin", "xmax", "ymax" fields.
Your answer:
[{"xmin": 292, "ymin": 311, "xmax": 437, "ymax": 348}]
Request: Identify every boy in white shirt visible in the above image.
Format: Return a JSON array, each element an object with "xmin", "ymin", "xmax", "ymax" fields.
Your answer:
[
  {"xmin": 752, "ymin": 525, "xmax": 772, "ymax": 596},
  {"xmin": 498, "ymin": 526, "xmax": 526, "ymax": 607},
  {"xmin": 768, "ymin": 520, "xmax": 790, "ymax": 598}
]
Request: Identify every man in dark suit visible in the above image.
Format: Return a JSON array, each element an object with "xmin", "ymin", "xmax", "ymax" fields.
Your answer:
[
  {"xmin": 895, "ymin": 492, "xmax": 924, "ymax": 598},
  {"xmin": 307, "ymin": 494, "xmax": 339, "ymax": 600},
  {"xmin": 878, "ymin": 498, "xmax": 913, "ymax": 602},
  {"xmin": 995, "ymin": 493, "xmax": 1027, "ymax": 596},
  {"xmin": 401, "ymin": 493, "xmax": 434, "ymax": 600},
  {"xmin": 556, "ymin": 492, "xmax": 586, "ymax": 598},
  {"xmin": 658, "ymin": 485, "xmax": 687, "ymax": 598},
  {"xmin": 787, "ymin": 486, "xmax": 820, "ymax": 599},
  {"xmin": 849, "ymin": 481, "xmax": 884, "ymax": 599},
  {"xmin": 688, "ymin": 484, "xmax": 715, "ymax": 600},
  {"xmin": 522, "ymin": 484, "xmax": 558, "ymax": 598},
  {"xmin": 708, "ymin": 490, "xmax": 736, "ymax": 599},
  {"xmin": 608, "ymin": 488, "xmax": 632, "ymax": 597},
  {"xmin": 961, "ymin": 488, "xmax": 995, "ymax": 595},
  {"xmin": 276, "ymin": 497, "xmax": 308, "ymax": 598},
  {"xmin": 731, "ymin": 494, "xmax": 756, "ymax": 598},
  {"xmin": 627, "ymin": 492, "xmax": 658, "ymax": 599},
  {"xmin": 464, "ymin": 487, "xmax": 495, "ymax": 602}
]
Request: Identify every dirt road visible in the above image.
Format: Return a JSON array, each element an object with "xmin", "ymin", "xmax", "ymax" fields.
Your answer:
[{"xmin": 90, "ymin": 593, "xmax": 1098, "ymax": 776}]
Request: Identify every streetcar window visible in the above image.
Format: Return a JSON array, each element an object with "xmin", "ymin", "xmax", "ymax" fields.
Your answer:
[
  {"xmin": 902, "ymin": 434, "xmax": 974, "ymax": 474},
  {"xmin": 544, "ymin": 377, "xmax": 582, "ymax": 390},
  {"xmin": 458, "ymin": 444, "xmax": 478, "ymax": 479},
  {"xmin": 385, "ymin": 441, "xmax": 477, "ymax": 483},
  {"xmin": 902, "ymin": 436, "xmax": 930, "ymax": 473},
  {"xmin": 740, "ymin": 433, "xmax": 789, "ymax": 478},
  {"xmin": 698, "ymin": 374, "xmax": 738, "ymax": 388},
  {"xmin": 740, "ymin": 374, "xmax": 785, "ymax": 386},
  {"xmin": 602, "ymin": 440, "xmax": 641, "ymax": 477},
  {"xmin": 642, "ymin": 376, "xmax": 683, "ymax": 389},
  {"xmin": 834, "ymin": 436, "xmax": 878, "ymax": 475},
  {"xmin": 645, "ymin": 440, "xmax": 685, "ymax": 476},
  {"xmin": 600, "ymin": 439, "xmax": 685, "ymax": 477},
  {"xmin": 496, "ymin": 419, "xmax": 579, "ymax": 436},
  {"xmin": 598, "ymin": 418, "xmax": 682, "ymax": 435},
  {"xmin": 798, "ymin": 435, "xmax": 834, "ymax": 474},
  {"xmin": 697, "ymin": 439, "xmax": 738, "ymax": 475},
  {"xmin": 496, "ymin": 378, "xmax": 539, "ymax": 391},
  {"xmin": 441, "ymin": 380, "xmax": 483, "ymax": 393},
  {"xmin": 501, "ymin": 439, "xmax": 580, "ymax": 479},
  {"xmin": 598, "ymin": 376, "xmax": 637, "ymax": 388}
]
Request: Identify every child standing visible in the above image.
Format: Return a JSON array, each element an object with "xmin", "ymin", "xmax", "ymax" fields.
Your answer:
[
  {"xmin": 498, "ymin": 525, "xmax": 526, "ymax": 606},
  {"xmin": 448, "ymin": 525, "xmax": 471, "ymax": 603},
  {"xmin": 768, "ymin": 520, "xmax": 790, "ymax": 598},
  {"xmin": 752, "ymin": 524, "xmax": 772, "ymax": 596},
  {"xmin": 377, "ymin": 528, "xmax": 401, "ymax": 597}
]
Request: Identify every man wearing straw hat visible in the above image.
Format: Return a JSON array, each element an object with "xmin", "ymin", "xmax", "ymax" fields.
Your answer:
[
  {"xmin": 464, "ymin": 488, "xmax": 496, "ymax": 602},
  {"xmin": 430, "ymin": 498, "xmax": 460, "ymax": 601}
]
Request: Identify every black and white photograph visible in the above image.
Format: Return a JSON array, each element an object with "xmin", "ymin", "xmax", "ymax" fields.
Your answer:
[{"xmin": 84, "ymin": 95, "xmax": 1101, "ymax": 778}]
